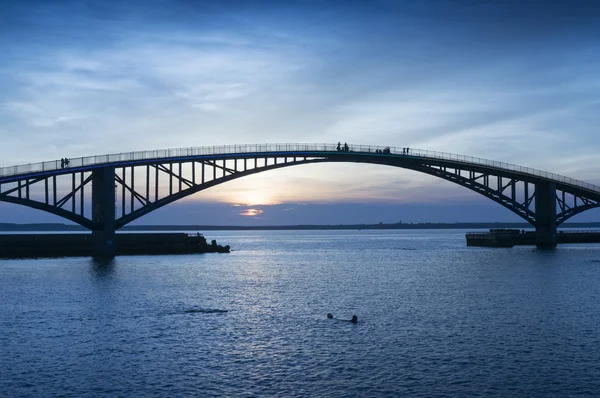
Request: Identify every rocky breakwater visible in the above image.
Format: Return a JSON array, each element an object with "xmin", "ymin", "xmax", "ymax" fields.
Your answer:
[{"xmin": 0, "ymin": 232, "xmax": 230, "ymax": 258}]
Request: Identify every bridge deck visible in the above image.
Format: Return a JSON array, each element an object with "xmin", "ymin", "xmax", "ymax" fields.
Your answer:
[{"xmin": 1, "ymin": 143, "xmax": 599, "ymax": 194}]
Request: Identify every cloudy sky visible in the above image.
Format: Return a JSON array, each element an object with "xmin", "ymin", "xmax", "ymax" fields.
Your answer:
[{"xmin": 1, "ymin": 0, "xmax": 599, "ymax": 225}]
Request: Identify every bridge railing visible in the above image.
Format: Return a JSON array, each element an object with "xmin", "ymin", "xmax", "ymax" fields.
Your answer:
[
  {"xmin": 1, "ymin": 143, "xmax": 599, "ymax": 193},
  {"xmin": 389, "ymin": 146, "xmax": 600, "ymax": 193}
]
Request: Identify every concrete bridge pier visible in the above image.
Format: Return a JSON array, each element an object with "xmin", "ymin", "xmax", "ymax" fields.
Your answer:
[
  {"xmin": 91, "ymin": 167, "xmax": 116, "ymax": 257},
  {"xmin": 535, "ymin": 181, "xmax": 557, "ymax": 248}
]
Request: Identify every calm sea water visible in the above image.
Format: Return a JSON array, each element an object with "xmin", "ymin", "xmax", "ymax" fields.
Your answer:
[{"xmin": 2, "ymin": 229, "xmax": 600, "ymax": 397}]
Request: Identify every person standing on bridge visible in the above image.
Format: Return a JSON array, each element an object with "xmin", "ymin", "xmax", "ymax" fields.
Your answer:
[
  {"xmin": 337, "ymin": 142, "xmax": 341, "ymax": 151},
  {"xmin": 344, "ymin": 142, "xmax": 349, "ymax": 152},
  {"xmin": 60, "ymin": 158, "xmax": 65, "ymax": 168}
]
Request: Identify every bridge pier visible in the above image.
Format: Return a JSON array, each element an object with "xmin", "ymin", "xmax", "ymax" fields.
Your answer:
[
  {"xmin": 535, "ymin": 181, "xmax": 557, "ymax": 248},
  {"xmin": 91, "ymin": 167, "xmax": 116, "ymax": 257}
]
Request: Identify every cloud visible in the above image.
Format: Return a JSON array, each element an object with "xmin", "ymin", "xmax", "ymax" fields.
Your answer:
[{"xmin": 239, "ymin": 208, "xmax": 264, "ymax": 217}]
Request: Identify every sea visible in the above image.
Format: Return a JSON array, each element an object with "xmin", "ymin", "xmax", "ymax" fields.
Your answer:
[{"xmin": 1, "ymin": 229, "xmax": 600, "ymax": 397}]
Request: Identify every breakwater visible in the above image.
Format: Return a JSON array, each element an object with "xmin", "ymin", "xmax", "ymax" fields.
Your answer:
[
  {"xmin": 466, "ymin": 229, "xmax": 600, "ymax": 247},
  {"xmin": 0, "ymin": 233, "xmax": 230, "ymax": 258}
]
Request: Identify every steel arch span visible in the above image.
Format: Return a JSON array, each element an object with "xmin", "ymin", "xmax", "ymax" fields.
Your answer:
[{"xmin": 1, "ymin": 143, "xmax": 599, "ymax": 255}]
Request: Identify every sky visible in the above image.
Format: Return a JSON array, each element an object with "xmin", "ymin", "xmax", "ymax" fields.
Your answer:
[{"xmin": 1, "ymin": 0, "xmax": 600, "ymax": 225}]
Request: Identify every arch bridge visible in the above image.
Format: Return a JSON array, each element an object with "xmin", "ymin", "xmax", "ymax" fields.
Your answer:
[{"xmin": 1, "ymin": 143, "xmax": 599, "ymax": 256}]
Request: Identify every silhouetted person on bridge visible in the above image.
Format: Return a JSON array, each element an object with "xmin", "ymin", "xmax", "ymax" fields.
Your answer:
[
  {"xmin": 337, "ymin": 142, "xmax": 341, "ymax": 151},
  {"xmin": 60, "ymin": 158, "xmax": 65, "ymax": 168},
  {"xmin": 344, "ymin": 142, "xmax": 349, "ymax": 152},
  {"xmin": 64, "ymin": 158, "xmax": 70, "ymax": 167}
]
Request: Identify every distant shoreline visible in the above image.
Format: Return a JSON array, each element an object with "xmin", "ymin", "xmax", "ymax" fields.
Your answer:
[{"xmin": 1, "ymin": 222, "xmax": 600, "ymax": 232}]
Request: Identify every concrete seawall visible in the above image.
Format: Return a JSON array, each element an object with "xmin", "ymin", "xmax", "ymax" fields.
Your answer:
[{"xmin": 0, "ymin": 233, "xmax": 230, "ymax": 258}]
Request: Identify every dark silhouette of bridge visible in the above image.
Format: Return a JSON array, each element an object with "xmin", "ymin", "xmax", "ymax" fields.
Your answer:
[{"xmin": 1, "ymin": 143, "xmax": 599, "ymax": 256}]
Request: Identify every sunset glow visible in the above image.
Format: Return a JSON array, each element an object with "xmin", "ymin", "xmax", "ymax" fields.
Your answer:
[
  {"xmin": 230, "ymin": 191, "xmax": 281, "ymax": 207},
  {"xmin": 240, "ymin": 208, "xmax": 264, "ymax": 217}
]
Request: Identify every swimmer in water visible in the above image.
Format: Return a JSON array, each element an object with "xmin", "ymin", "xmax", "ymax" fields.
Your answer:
[{"xmin": 327, "ymin": 313, "xmax": 357, "ymax": 323}]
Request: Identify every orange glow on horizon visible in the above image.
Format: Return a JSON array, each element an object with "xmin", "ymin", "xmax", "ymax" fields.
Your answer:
[{"xmin": 240, "ymin": 208, "xmax": 264, "ymax": 217}]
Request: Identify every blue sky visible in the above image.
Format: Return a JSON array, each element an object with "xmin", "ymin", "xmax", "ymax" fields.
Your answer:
[{"xmin": 1, "ymin": 0, "xmax": 600, "ymax": 225}]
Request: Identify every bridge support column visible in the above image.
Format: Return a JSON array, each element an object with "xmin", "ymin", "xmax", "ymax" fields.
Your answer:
[
  {"xmin": 91, "ymin": 167, "xmax": 116, "ymax": 257},
  {"xmin": 535, "ymin": 181, "xmax": 557, "ymax": 248}
]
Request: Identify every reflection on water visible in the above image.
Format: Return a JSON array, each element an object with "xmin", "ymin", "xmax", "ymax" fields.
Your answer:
[
  {"xmin": 2, "ymin": 229, "xmax": 600, "ymax": 397},
  {"xmin": 89, "ymin": 257, "xmax": 116, "ymax": 278}
]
